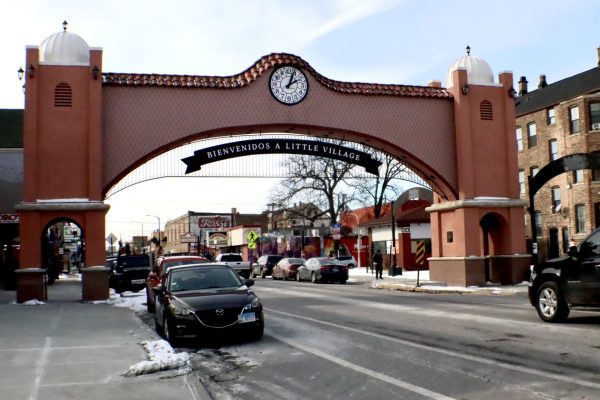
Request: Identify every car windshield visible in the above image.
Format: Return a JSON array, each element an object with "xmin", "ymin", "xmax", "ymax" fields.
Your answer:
[
  {"xmin": 163, "ymin": 259, "xmax": 208, "ymax": 273},
  {"xmin": 169, "ymin": 268, "xmax": 242, "ymax": 292},
  {"xmin": 337, "ymin": 256, "xmax": 352, "ymax": 260},
  {"xmin": 287, "ymin": 258, "xmax": 305, "ymax": 264}
]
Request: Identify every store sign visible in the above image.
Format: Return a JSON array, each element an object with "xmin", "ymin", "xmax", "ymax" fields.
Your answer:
[
  {"xmin": 0, "ymin": 214, "xmax": 19, "ymax": 224},
  {"xmin": 182, "ymin": 139, "xmax": 382, "ymax": 175},
  {"xmin": 208, "ymin": 231, "xmax": 228, "ymax": 247},
  {"xmin": 190, "ymin": 215, "xmax": 232, "ymax": 235}
]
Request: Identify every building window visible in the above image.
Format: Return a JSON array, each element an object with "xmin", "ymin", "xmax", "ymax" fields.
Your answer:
[
  {"xmin": 547, "ymin": 107, "xmax": 555, "ymax": 125},
  {"xmin": 548, "ymin": 139, "xmax": 558, "ymax": 161},
  {"xmin": 534, "ymin": 211, "xmax": 542, "ymax": 238},
  {"xmin": 518, "ymin": 170, "xmax": 525, "ymax": 195},
  {"xmin": 54, "ymin": 83, "xmax": 72, "ymax": 107},
  {"xmin": 527, "ymin": 123, "xmax": 537, "ymax": 148},
  {"xmin": 595, "ymin": 203, "xmax": 600, "ymax": 229},
  {"xmin": 516, "ymin": 127, "xmax": 523, "ymax": 152},
  {"xmin": 551, "ymin": 186, "xmax": 561, "ymax": 213},
  {"xmin": 569, "ymin": 106, "xmax": 580, "ymax": 133},
  {"xmin": 573, "ymin": 169, "xmax": 584, "ymax": 183},
  {"xmin": 576, "ymin": 204, "xmax": 585, "ymax": 233},
  {"xmin": 480, "ymin": 100, "xmax": 493, "ymax": 120},
  {"xmin": 530, "ymin": 166, "xmax": 539, "ymax": 177},
  {"xmin": 594, "ymin": 151, "xmax": 600, "ymax": 181},
  {"xmin": 590, "ymin": 103, "xmax": 600, "ymax": 130},
  {"xmin": 562, "ymin": 227, "xmax": 570, "ymax": 254}
]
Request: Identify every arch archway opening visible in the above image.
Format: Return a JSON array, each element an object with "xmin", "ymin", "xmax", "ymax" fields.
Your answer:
[{"xmin": 41, "ymin": 218, "xmax": 84, "ymax": 286}]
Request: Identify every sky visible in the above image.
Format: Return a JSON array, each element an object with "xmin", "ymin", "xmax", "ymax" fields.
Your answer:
[{"xmin": 2, "ymin": 0, "xmax": 600, "ymax": 242}]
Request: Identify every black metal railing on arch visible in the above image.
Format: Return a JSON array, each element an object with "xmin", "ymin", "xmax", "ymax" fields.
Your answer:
[{"xmin": 104, "ymin": 133, "xmax": 435, "ymax": 198}]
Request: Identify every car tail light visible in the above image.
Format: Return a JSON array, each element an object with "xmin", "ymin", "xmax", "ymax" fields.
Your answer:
[
  {"xmin": 320, "ymin": 266, "xmax": 327, "ymax": 271},
  {"xmin": 341, "ymin": 266, "xmax": 348, "ymax": 272}
]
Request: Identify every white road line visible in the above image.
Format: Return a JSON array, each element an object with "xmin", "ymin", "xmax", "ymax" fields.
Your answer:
[
  {"xmin": 266, "ymin": 308, "xmax": 600, "ymax": 390},
  {"xmin": 29, "ymin": 337, "xmax": 51, "ymax": 400},
  {"xmin": 267, "ymin": 330, "xmax": 458, "ymax": 400}
]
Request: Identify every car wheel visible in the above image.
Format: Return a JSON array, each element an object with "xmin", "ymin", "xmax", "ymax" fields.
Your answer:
[
  {"xmin": 340, "ymin": 280, "xmax": 347, "ymax": 285},
  {"xmin": 261, "ymin": 269, "xmax": 266, "ymax": 279},
  {"xmin": 251, "ymin": 269, "xmax": 257, "ymax": 279},
  {"xmin": 163, "ymin": 314, "xmax": 179, "ymax": 346},
  {"xmin": 282, "ymin": 272, "xmax": 287, "ymax": 281},
  {"xmin": 536, "ymin": 281, "xmax": 569, "ymax": 322},
  {"xmin": 311, "ymin": 272, "xmax": 318, "ymax": 284},
  {"xmin": 146, "ymin": 288, "xmax": 155, "ymax": 313}
]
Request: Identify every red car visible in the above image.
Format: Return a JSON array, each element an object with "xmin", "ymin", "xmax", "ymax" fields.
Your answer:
[
  {"xmin": 272, "ymin": 257, "xmax": 305, "ymax": 281},
  {"xmin": 145, "ymin": 255, "xmax": 208, "ymax": 312}
]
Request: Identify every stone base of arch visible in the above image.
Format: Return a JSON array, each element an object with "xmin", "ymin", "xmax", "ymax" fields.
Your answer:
[
  {"xmin": 428, "ymin": 255, "xmax": 531, "ymax": 287},
  {"xmin": 14, "ymin": 201, "xmax": 110, "ymax": 303}
]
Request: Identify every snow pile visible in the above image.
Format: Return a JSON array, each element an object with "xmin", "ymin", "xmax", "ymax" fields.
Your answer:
[
  {"xmin": 106, "ymin": 290, "xmax": 147, "ymax": 313},
  {"xmin": 12, "ymin": 299, "xmax": 46, "ymax": 306},
  {"xmin": 123, "ymin": 339, "xmax": 191, "ymax": 377}
]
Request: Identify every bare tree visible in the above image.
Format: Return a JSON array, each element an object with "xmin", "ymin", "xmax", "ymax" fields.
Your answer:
[
  {"xmin": 269, "ymin": 154, "xmax": 357, "ymax": 225},
  {"xmin": 354, "ymin": 152, "xmax": 409, "ymax": 218}
]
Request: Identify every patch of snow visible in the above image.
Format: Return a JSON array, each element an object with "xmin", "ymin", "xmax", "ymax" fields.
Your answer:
[
  {"xmin": 107, "ymin": 289, "xmax": 147, "ymax": 313},
  {"xmin": 12, "ymin": 299, "xmax": 46, "ymax": 306},
  {"xmin": 124, "ymin": 339, "xmax": 190, "ymax": 377}
]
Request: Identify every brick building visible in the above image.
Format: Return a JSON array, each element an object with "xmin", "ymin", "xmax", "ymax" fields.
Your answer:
[{"xmin": 516, "ymin": 48, "xmax": 600, "ymax": 261}]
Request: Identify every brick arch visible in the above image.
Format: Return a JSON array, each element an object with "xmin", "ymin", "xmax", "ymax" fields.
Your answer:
[{"xmin": 102, "ymin": 125, "xmax": 457, "ymax": 201}]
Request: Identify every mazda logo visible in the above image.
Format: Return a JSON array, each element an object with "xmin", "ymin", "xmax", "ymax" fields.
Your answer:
[{"xmin": 215, "ymin": 309, "xmax": 224, "ymax": 316}]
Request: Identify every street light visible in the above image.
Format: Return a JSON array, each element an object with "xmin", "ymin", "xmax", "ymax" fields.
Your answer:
[
  {"xmin": 130, "ymin": 221, "xmax": 145, "ymax": 251},
  {"xmin": 146, "ymin": 214, "xmax": 161, "ymax": 250}
]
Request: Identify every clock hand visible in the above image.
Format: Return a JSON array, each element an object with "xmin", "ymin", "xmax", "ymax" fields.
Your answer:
[{"xmin": 286, "ymin": 70, "xmax": 296, "ymax": 89}]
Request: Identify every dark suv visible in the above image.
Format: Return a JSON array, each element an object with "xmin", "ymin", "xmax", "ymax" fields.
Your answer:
[
  {"xmin": 108, "ymin": 254, "xmax": 151, "ymax": 293},
  {"xmin": 529, "ymin": 227, "xmax": 600, "ymax": 322},
  {"xmin": 252, "ymin": 255, "xmax": 284, "ymax": 278}
]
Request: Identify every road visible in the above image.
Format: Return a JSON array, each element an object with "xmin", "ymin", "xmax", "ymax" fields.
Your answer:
[{"xmin": 161, "ymin": 278, "xmax": 600, "ymax": 400}]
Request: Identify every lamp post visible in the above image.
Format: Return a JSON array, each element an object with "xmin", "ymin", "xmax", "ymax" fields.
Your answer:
[{"xmin": 146, "ymin": 214, "xmax": 161, "ymax": 251}]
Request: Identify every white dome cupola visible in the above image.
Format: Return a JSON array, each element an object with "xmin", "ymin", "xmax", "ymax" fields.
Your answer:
[
  {"xmin": 446, "ymin": 46, "xmax": 494, "ymax": 88},
  {"xmin": 39, "ymin": 21, "xmax": 90, "ymax": 66}
]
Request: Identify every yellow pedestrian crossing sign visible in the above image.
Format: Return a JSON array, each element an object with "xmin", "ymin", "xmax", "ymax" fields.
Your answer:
[{"xmin": 246, "ymin": 230, "xmax": 258, "ymax": 249}]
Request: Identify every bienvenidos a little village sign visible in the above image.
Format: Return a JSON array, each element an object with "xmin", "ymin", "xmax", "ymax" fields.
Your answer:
[{"xmin": 182, "ymin": 139, "xmax": 382, "ymax": 175}]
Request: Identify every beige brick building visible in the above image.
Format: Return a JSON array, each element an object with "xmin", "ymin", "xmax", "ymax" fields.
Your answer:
[{"xmin": 516, "ymin": 49, "xmax": 600, "ymax": 261}]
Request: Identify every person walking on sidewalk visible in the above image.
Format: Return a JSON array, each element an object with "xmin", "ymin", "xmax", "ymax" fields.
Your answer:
[{"xmin": 373, "ymin": 250, "xmax": 383, "ymax": 279}]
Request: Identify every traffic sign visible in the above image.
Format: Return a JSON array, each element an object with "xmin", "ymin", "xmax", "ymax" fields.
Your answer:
[
  {"xmin": 246, "ymin": 230, "xmax": 258, "ymax": 242},
  {"xmin": 106, "ymin": 233, "xmax": 118, "ymax": 244}
]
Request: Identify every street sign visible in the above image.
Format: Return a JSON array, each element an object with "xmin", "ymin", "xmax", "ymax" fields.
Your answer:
[
  {"xmin": 416, "ymin": 240, "xmax": 425, "ymax": 265},
  {"xmin": 106, "ymin": 233, "xmax": 118, "ymax": 244},
  {"xmin": 246, "ymin": 230, "xmax": 258, "ymax": 249},
  {"xmin": 181, "ymin": 233, "xmax": 197, "ymax": 243}
]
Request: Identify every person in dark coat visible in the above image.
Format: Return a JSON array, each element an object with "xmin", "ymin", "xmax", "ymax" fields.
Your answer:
[{"xmin": 373, "ymin": 250, "xmax": 383, "ymax": 279}]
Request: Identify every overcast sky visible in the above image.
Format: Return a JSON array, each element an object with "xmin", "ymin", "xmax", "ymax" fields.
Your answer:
[{"xmin": 2, "ymin": 0, "xmax": 599, "ymax": 241}]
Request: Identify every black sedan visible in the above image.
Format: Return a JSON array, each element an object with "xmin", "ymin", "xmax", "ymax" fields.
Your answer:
[
  {"xmin": 297, "ymin": 257, "xmax": 348, "ymax": 284},
  {"xmin": 153, "ymin": 264, "xmax": 264, "ymax": 345}
]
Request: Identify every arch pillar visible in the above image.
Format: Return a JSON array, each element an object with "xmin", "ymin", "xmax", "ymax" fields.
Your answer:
[{"xmin": 427, "ymin": 69, "xmax": 530, "ymax": 286}]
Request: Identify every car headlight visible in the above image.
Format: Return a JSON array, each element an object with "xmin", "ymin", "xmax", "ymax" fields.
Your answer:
[
  {"xmin": 169, "ymin": 302, "xmax": 192, "ymax": 316},
  {"xmin": 244, "ymin": 298, "xmax": 260, "ymax": 310}
]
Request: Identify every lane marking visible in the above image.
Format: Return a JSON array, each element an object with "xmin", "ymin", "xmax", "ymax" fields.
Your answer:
[
  {"xmin": 267, "ymin": 330, "xmax": 458, "ymax": 400},
  {"xmin": 29, "ymin": 337, "xmax": 51, "ymax": 400},
  {"xmin": 266, "ymin": 308, "xmax": 600, "ymax": 390}
]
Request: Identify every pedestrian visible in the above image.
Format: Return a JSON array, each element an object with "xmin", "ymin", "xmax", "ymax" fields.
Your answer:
[{"xmin": 373, "ymin": 249, "xmax": 383, "ymax": 279}]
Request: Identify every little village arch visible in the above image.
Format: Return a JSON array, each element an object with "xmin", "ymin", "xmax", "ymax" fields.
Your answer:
[{"xmin": 15, "ymin": 26, "xmax": 529, "ymax": 302}]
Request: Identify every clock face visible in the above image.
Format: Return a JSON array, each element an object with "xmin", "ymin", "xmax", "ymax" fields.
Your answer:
[{"xmin": 269, "ymin": 66, "xmax": 308, "ymax": 105}]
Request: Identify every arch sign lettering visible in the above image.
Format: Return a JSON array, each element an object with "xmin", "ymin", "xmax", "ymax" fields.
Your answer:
[{"xmin": 182, "ymin": 139, "xmax": 382, "ymax": 175}]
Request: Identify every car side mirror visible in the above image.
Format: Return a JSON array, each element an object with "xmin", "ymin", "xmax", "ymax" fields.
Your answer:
[
  {"xmin": 245, "ymin": 278, "xmax": 254, "ymax": 287},
  {"xmin": 567, "ymin": 246, "xmax": 578, "ymax": 258}
]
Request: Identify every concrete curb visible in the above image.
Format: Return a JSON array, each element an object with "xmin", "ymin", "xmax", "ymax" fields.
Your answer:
[{"xmin": 367, "ymin": 281, "xmax": 526, "ymax": 295}]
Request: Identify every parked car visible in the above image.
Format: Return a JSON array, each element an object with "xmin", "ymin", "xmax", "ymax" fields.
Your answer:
[
  {"xmin": 297, "ymin": 257, "xmax": 348, "ymax": 284},
  {"xmin": 252, "ymin": 255, "xmax": 284, "ymax": 278},
  {"xmin": 109, "ymin": 254, "xmax": 151, "ymax": 293},
  {"xmin": 529, "ymin": 227, "xmax": 600, "ymax": 322},
  {"xmin": 335, "ymin": 255, "xmax": 357, "ymax": 268},
  {"xmin": 145, "ymin": 255, "xmax": 209, "ymax": 312},
  {"xmin": 153, "ymin": 264, "xmax": 264, "ymax": 345},
  {"xmin": 272, "ymin": 257, "xmax": 305, "ymax": 280},
  {"xmin": 213, "ymin": 253, "xmax": 252, "ymax": 278}
]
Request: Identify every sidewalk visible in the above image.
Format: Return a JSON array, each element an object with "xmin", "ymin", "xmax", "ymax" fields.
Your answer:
[
  {"xmin": 348, "ymin": 267, "xmax": 529, "ymax": 295},
  {"xmin": 0, "ymin": 278, "xmax": 208, "ymax": 400}
]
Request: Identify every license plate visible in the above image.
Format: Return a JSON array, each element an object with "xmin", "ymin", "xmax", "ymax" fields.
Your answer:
[
  {"xmin": 131, "ymin": 279, "xmax": 145, "ymax": 285},
  {"xmin": 239, "ymin": 312, "xmax": 256, "ymax": 323},
  {"xmin": 332, "ymin": 267, "xmax": 339, "ymax": 272}
]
